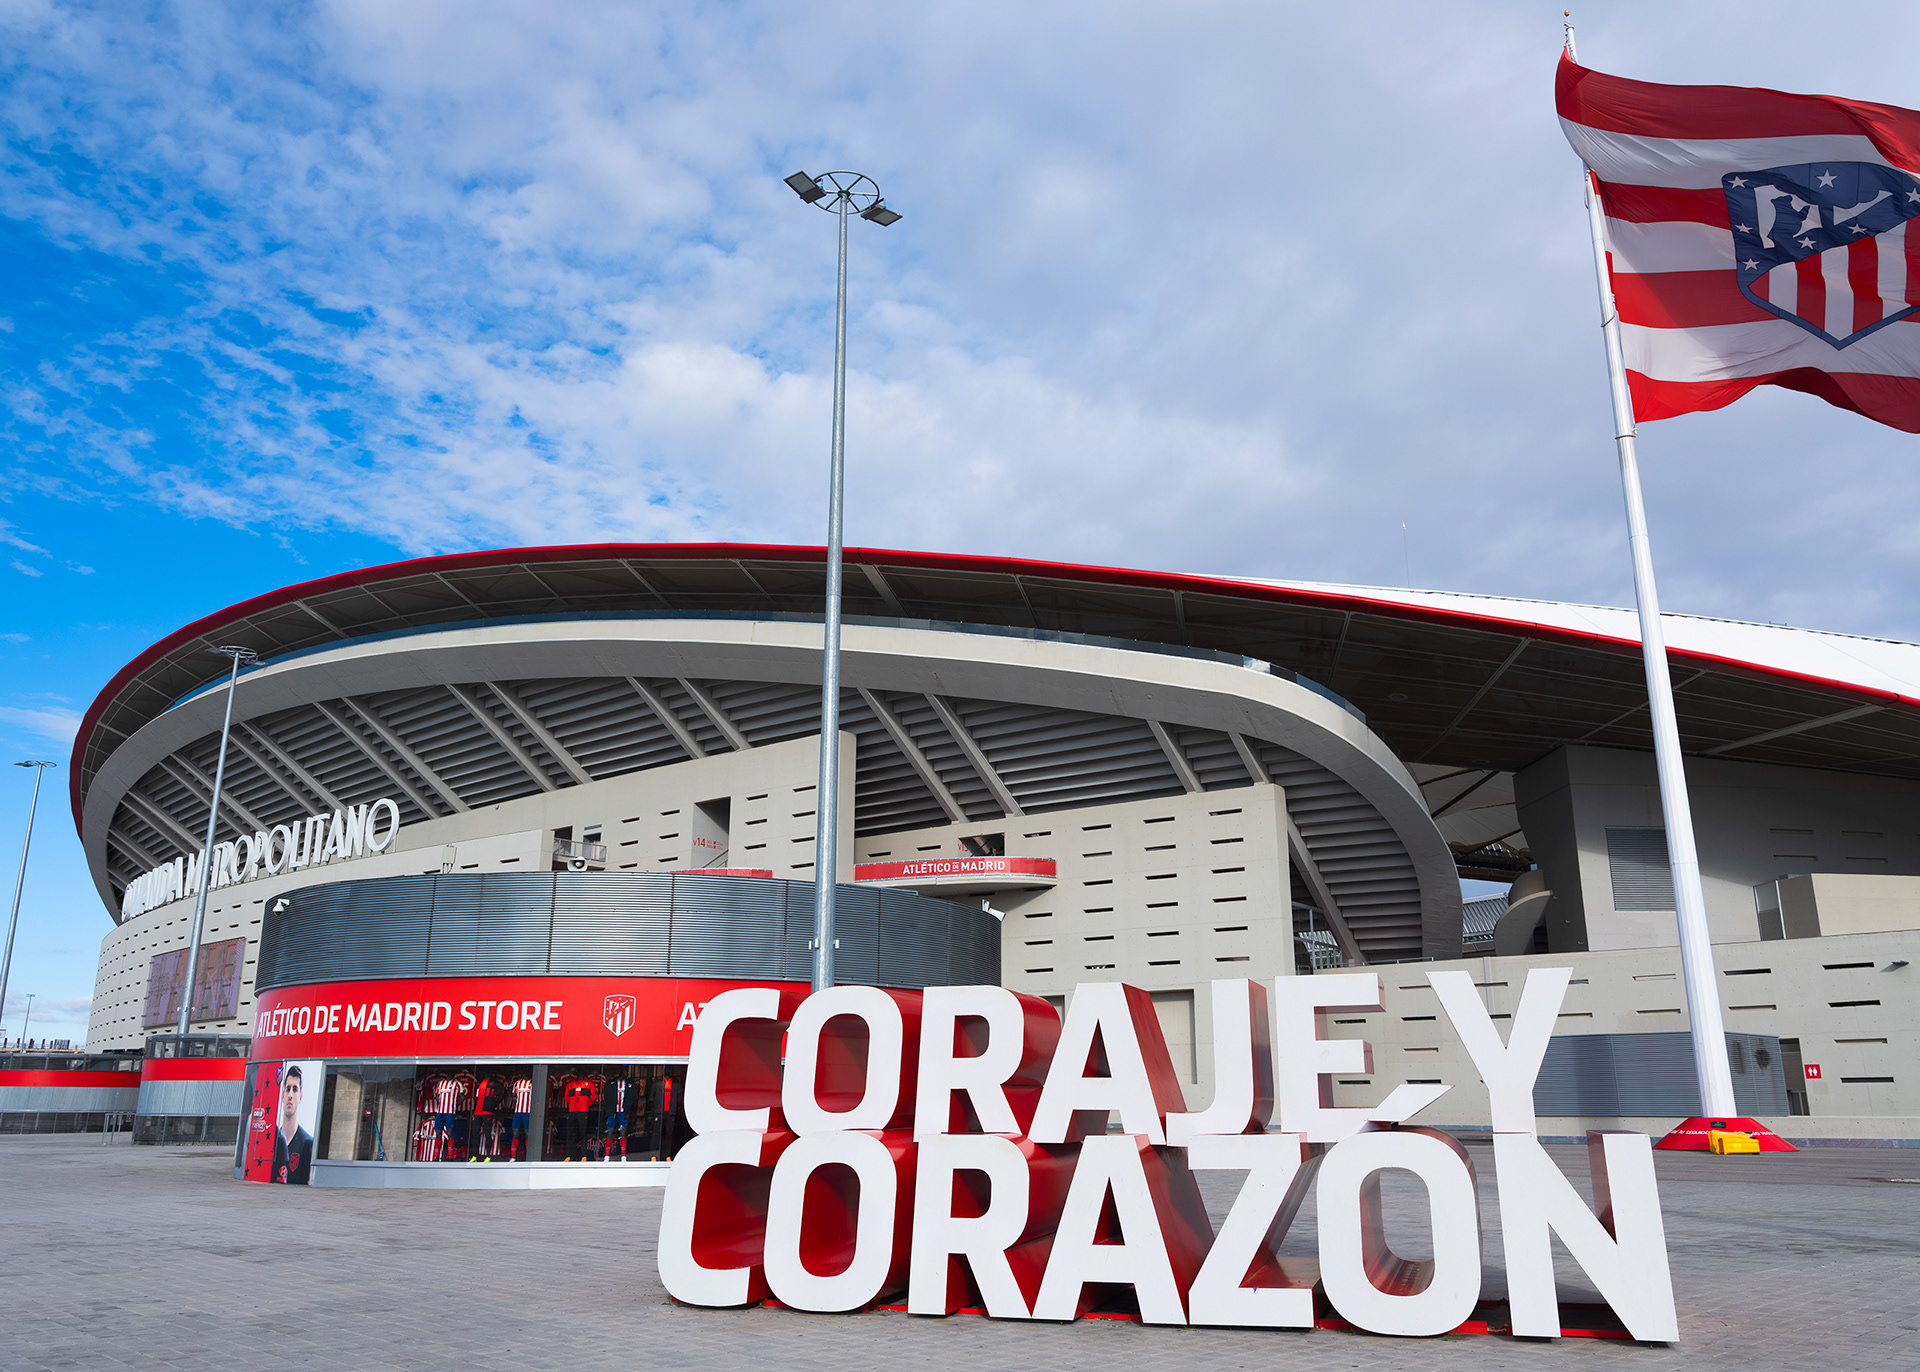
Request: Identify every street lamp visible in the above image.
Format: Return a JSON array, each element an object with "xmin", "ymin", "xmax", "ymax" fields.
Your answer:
[
  {"xmin": 1, "ymin": 759, "xmax": 54, "ymax": 1047},
  {"xmin": 20, "ymin": 992, "xmax": 34, "ymax": 1045},
  {"xmin": 785, "ymin": 168, "xmax": 902, "ymax": 992},
  {"xmin": 177, "ymin": 645, "xmax": 259, "ymax": 1037}
]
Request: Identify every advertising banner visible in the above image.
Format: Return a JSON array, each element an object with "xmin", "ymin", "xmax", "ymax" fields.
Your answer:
[
  {"xmin": 240, "ymin": 1059, "xmax": 323, "ymax": 1185},
  {"xmin": 250, "ymin": 975, "xmax": 805, "ymax": 1061},
  {"xmin": 142, "ymin": 937, "xmax": 246, "ymax": 1028}
]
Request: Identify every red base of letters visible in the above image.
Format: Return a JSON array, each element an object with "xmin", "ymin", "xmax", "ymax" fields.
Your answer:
[{"xmin": 1652, "ymin": 1116, "xmax": 1798, "ymax": 1152}]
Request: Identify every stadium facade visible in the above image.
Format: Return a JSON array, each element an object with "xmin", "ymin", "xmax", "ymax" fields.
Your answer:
[{"xmin": 36, "ymin": 544, "xmax": 1920, "ymax": 1174}]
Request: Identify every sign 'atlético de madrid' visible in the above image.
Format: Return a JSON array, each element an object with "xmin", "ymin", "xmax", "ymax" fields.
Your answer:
[{"xmin": 659, "ymin": 972, "xmax": 1678, "ymax": 1341}]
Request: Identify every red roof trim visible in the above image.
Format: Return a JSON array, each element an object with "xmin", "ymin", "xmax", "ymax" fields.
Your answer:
[{"xmin": 69, "ymin": 542, "xmax": 1916, "ymax": 831}]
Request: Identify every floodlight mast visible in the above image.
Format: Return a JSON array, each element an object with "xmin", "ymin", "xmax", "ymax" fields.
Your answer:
[
  {"xmin": 785, "ymin": 169, "xmax": 900, "ymax": 992},
  {"xmin": 176, "ymin": 646, "xmax": 258, "ymax": 1037},
  {"xmin": 1, "ymin": 760, "xmax": 54, "ymax": 1043}
]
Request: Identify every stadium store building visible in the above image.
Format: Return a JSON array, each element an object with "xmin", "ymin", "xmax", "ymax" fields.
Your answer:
[{"xmin": 67, "ymin": 543, "xmax": 1920, "ymax": 1177}]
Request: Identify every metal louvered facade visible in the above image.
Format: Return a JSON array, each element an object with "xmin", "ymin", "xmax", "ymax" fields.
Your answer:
[
  {"xmin": 255, "ymin": 871, "xmax": 1000, "ymax": 993},
  {"xmin": 1533, "ymin": 1031, "xmax": 1789, "ymax": 1117},
  {"xmin": 1606, "ymin": 827, "xmax": 1676, "ymax": 911},
  {"xmin": 93, "ymin": 650, "xmax": 1451, "ymax": 961}
]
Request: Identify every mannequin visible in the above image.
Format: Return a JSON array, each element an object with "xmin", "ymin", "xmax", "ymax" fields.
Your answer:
[
  {"xmin": 603, "ymin": 1071, "xmax": 635, "ymax": 1161},
  {"xmin": 423, "ymin": 1070, "xmax": 468, "ymax": 1161},
  {"xmin": 508, "ymin": 1072, "xmax": 534, "ymax": 1160},
  {"xmin": 560, "ymin": 1071, "xmax": 602, "ymax": 1159},
  {"xmin": 471, "ymin": 1072, "xmax": 509, "ymax": 1159}
]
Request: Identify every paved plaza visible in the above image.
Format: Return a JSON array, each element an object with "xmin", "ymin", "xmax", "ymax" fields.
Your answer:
[{"xmin": 1, "ymin": 1134, "xmax": 1915, "ymax": 1370}]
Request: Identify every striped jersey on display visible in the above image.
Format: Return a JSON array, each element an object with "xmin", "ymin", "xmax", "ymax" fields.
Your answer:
[
  {"xmin": 1558, "ymin": 54, "xmax": 1920, "ymax": 432},
  {"xmin": 511, "ymin": 1078, "xmax": 533, "ymax": 1112}
]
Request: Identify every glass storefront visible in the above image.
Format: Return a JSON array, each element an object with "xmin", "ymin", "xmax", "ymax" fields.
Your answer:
[{"xmin": 315, "ymin": 1062, "xmax": 689, "ymax": 1163}]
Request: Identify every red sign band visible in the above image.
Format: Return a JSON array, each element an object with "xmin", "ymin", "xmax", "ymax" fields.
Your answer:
[
  {"xmin": 251, "ymin": 975, "xmax": 807, "ymax": 1060},
  {"xmin": 854, "ymin": 857, "xmax": 1055, "ymax": 881}
]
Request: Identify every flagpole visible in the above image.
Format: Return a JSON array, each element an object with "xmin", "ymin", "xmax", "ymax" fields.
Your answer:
[{"xmin": 1566, "ymin": 22, "xmax": 1737, "ymax": 1120}]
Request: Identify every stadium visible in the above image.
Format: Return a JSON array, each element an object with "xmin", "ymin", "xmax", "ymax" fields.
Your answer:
[{"xmin": 12, "ymin": 542, "xmax": 1917, "ymax": 1178}]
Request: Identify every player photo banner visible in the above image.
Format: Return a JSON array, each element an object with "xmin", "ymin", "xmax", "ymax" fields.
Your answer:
[
  {"xmin": 241, "ymin": 1059, "xmax": 323, "ymax": 1185},
  {"xmin": 657, "ymin": 974, "xmax": 1680, "ymax": 1342}
]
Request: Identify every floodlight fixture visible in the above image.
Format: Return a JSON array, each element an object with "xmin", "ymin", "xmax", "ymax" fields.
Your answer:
[
  {"xmin": 860, "ymin": 201, "xmax": 902, "ymax": 227},
  {"xmin": 785, "ymin": 170, "xmax": 826, "ymax": 203}
]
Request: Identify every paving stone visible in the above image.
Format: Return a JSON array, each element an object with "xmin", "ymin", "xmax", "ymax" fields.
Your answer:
[{"xmin": 0, "ymin": 1136, "xmax": 1914, "ymax": 1370}]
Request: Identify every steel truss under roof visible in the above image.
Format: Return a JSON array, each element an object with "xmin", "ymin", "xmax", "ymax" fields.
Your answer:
[
  {"xmin": 92, "ymin": 661, "xmax": 1433, "ymax": 962},
  {"xmin": 75, "ymin": 543, "xmax": 1920, "ymax": 960}
]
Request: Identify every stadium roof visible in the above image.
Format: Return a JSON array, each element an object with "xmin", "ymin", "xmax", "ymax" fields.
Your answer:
[{"xmin": 75, "ymin": 543, "xmax": 1920, "ymax": 839}]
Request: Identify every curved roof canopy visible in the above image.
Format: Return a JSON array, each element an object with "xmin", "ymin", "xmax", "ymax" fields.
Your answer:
[{"xmin": 76, "ymin": 543, "xmax": 1920, "ymax": 839}]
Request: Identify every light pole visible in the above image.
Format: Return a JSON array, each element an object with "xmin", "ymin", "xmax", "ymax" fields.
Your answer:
[
  {"xmin": 177, "ymin": 646, "xmax": 258, "ymax": 1037},
  {"xmin": 784, "ymin": 169, "xmax": 902, "ymax": 992},
  {"xmin": 20, "ymin": 992, "xmax": 34, "ymax": 1045},
  {"xmin": 1, "ymin": 759, "xmax": 54, "ymax": 1047}
]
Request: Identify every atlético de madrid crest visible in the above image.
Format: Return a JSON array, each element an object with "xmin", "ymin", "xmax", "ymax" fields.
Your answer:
[
  {"xmin": 603, "ymin": 994, "xmax": 636, "ymax": 1038},
  {"xmin": 1727, "ymin": 161, "xmax": 1920, "ymax": 347}
]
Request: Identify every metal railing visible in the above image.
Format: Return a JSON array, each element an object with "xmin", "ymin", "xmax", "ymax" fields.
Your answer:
[
  {"xmin": 552, "ymin": 840, "xmax": 609, "ymax": 865},
  {"xmin": 1294, "ymin": 902, "xmax": 1348, "ymax": 971}
]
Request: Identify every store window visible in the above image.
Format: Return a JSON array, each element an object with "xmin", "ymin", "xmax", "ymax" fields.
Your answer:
[
  {"xmin": 318, "ymin": 1065, "xmax": 416, "ymax": 1161},
  {"xmin": 414, "ymin": 1066, "xmax": 541, "ymax": 1160},
  {"xmin": 547, "ymin": 1064, "xmax": 686, "ymax": 1162},
  {"xmin": 315, "ymin": 1061, "xmax": 688, "ymax": 1164}
]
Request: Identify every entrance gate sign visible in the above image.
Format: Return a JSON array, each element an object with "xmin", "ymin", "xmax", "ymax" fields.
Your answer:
[{"xmin": 657, "ymin": 969, "xmax": 1680, "ymax": 1341}]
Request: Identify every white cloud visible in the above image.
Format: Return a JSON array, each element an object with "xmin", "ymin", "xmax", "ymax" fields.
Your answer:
[
  {"xmin": 8, "ymin": 560, "xmax": 42, "ymax": 579},
  {"xmin": 0, "ymin": 994, "xmax": 91, "ymax": 1038},
  {"xmin": 0, "ymin": 521, "xmax": 46, "ymax": 556},
  {"xmin": 5, "ymin": 2, "xmax": 1920, "ymax": 639},
  {"xmin": 0, "ymin": 704, "xmax": 82, "ymax": 742}
]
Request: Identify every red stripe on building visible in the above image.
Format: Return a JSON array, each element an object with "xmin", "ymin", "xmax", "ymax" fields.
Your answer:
[
  {"xmin": 140, "ymin": 1058, "xmax": 249, "ymax": 1082},
  {"xmin": 1611, "ymin": 269, "xmax": 1773, "ymax": 328},
  {"xmin": 1558, "ymin": 54, "xmax": 1920, "ymax": 164},
  {"xmin": 1597, "ymin": 183, "xmax": 1729, "ymax": 227},
  {"xmin": 1851, "ymin": 240, "xmax": 1882, "ymax": 336},
  {"xmin": 0, "ymin": 1070, "xmax": 141, "ymax": 1088}
]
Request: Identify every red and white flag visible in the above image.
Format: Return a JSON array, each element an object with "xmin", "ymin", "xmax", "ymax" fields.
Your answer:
[{"xmin": 1558, "ymin": 54, "xmax": 1920, "ymax": 432}]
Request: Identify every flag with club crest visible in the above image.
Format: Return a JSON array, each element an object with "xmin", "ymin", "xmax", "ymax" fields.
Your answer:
[{"xmin": 1558, "ymin": 54, "xmax": 1920, "ymax": 432}]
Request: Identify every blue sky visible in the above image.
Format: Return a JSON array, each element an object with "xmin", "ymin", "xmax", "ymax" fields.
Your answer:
[{"xmin": 7, "ymin": 1, "xmax": 1920, "ymax": 1042}]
